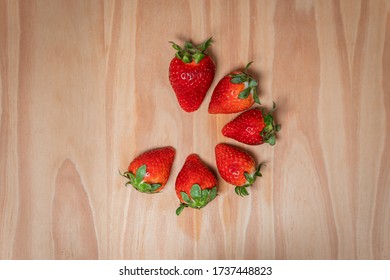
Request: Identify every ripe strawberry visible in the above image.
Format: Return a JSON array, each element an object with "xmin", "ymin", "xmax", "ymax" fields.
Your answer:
[
  {"xmin": 120, "ymin": 146, "xmax": 175, "ymax": 193},
  {"xmin": 208, "ymin": 62, "xmax": 260, "ymax": 114},
  {"xmin": 175, "ymin": 154, "xmax": 218, "ymax": 215},
  {"xmin": 222, "ymin": 102, "xmax": 281, "ymax": 146},
  {"xmin": 215, "ymin": 143, "xmax": 263, "ymax": 196},
  {"xmin": 169, "ymin": 37, "xmax": 215, "ymax": 112}
]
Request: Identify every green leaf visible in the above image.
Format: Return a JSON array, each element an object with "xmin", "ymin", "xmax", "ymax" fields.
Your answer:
[
  {"xmin": 193, "ymin": 53, "xmax": 205, "ymax": 63},
  {"xmin": 128, "ymin": 173, "xmax": 136, "ymax": 182},
  {"xmin": 169, "ymin": 41, "xmax": 182, "ymax": 51},
  {"xmin": 139, "ymin": 182, "xmax": 150, "ymax": 192},
  {"xmin": 210, "ymin": 187, "xmax": 217, "ymax": 200},
  {"xmin": 235, "ymin": 185, "xmax": 250, "ymax": 196},
  {"xmin": 230, "ymin": 73, "xmax": 246, "ymax": 78},
  {"xmin": 200, "ymin": 37, "xmax": 213, "ymax": 52},
  {"xmin": 135, "ymin": 165, "xmax": 146, "ymax": 182},
  {"xmin": 231, "ymin": 76, "xmax": 247, "ymax": 84},
  {"xmin": 238, "ymin": 87, "xmax": 252, "ymax": 99},
  {"xmin": 264, "ymin": 114, "xmax": 273, "ymax": 126},
  {"xmin": 151, "ymin": 184, "xmax": 161, "ymax": 191},
  {"xmin": 244, "ymin": 172, "xmax": 252, "ymax": 183},
  {"xmin": 249, "ymin": 79, "xmax": 258, "ymax": 87},
  {"xmin": 176, "ymin": 204, "xmax": 186, "ymax": 216},
  {"xmin": 175, "ymin": 52, "xmax": 183, "ymax": 60},
  {"xmin": 253, "ymin": 89, "xmax": 261, "ymax": 104},
  {"xmin": 241, "ymin": 186, "xmax": 249, "ymax": 196},
  {"xmin": 182, "ymin": 54, "xmax": 191, "ymax": 63},
  {"xmin": 276, "ymin": 124, "xmax": 282, "ymax": 132},
  {"xmin": 180, "ymin": 192, "xmax": 192, "ymax": 204},
  {"xmin": 267, "ymin": 134, "xmax": 276, "ymax": 145},
  {"xmin": 184, "ymin": 42, "xmax": 193, "ymax": 49},
  {"xmin": 190, "ymin": 184, "xmax": 202, "ymax": 199}
]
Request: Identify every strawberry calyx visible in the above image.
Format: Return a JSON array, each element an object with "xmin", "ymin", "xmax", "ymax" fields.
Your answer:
[
  {"xmin": 261, "ymin": 102, "xmax": 281, "ymax": 146},
  {"xmin": 176, "ymin": 184, "xmax": 218, "ymax": 215},
  {"xmin": 229, "ymin": 61, "xmax": 260, "ymax": 104},
  {"xmin": 169, "ymin": 37, "xmax": 213, "ymax": 64},
  {"xmin": 235, "ymin": 163, "xmax": 264, "ymax": 197},
  {"xmin": 120, "ymin": 165, "xmax": 162, "ymax": 193}
]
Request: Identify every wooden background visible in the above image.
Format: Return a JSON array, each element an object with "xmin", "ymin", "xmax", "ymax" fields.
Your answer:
[{"xmin": 1, "ymin": 0, "xmax": 390, "ymax": 260}]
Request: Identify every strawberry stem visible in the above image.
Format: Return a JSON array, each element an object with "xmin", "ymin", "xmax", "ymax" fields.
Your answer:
[
  {"xmin": 177, "ymin": 185, "xmax": 218, "ymax": 213},
  {"xmin": 244, "ymin": 61, "xmax": 254, "ymax": 73},
  {"xmin": 230, "ymin": 62, "xmax": 260, "ymax": 104},
  {"xmin": 261, "ymin": 102, "xmax": 281, "ymax": 146},
  {"xmin": 235, "ymin": 163, "xmax": 264, "ymax": 197},
  {"xmin": 170, "ymin": 37, "xmax": 212, "ymax": 64},
  {"xmin": 119, "ymin": 165, "xmax": 162, "ymax": 193}
]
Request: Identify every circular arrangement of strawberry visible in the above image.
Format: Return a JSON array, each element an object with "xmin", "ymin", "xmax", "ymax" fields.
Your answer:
[{"xmin": 121, "ymin": 37, "xmax": 281, "ymax": 216}]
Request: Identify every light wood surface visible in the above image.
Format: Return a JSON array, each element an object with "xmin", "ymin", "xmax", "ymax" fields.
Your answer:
[{"xmin": 1, "ymin": 0, "xmax": 390, "ymax": 260}]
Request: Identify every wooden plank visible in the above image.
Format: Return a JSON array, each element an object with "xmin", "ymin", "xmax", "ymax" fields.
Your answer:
[{"xmin": 0, "ymin": 0, "xmax": 389, "ymax": 259}]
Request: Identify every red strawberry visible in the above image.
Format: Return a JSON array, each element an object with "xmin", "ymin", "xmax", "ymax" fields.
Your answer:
[
  {"xmin": 215, "ymin": 143, "xmax": 263, "ymax": 196},
  {"xmin": 169, "ymin": 37, "xmax": 215, "ymax": 112},
  {"xmin": 175, "ymin": 154, "xmax": 218, "ymax": 215},
  {"xmin": 222, "ymin": 102, "xmax": 281, "ymax": 146},
  {"xmin": 120, "ymin": 146, "xmax": 175, "ymax": 193},
  {"xmin": 208, "ymin": 62, "xmax": 260, "ymax": 114}
]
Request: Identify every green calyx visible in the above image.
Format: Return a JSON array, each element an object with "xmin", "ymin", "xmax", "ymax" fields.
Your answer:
[
  {"xmin": 230, "ymin": 61, "xmax": 261, "ymax": 104},
  {"xmin": 235, "ymin": 163, "xmax": 264, "ymax": 197},
  {"xmin": 120, "ymin": 164, "xmax": 161, "ymax": 193},
  {"xmin": 169, "ymin": 37, "xmax": 212, "ymax": 64},
  {"xmin": 176, "ymin": 184, "xmax": 218, "ymax": 216},
  {"xmin": 261, "ymin": 102, "xmax": 282, "ymax": 146}
]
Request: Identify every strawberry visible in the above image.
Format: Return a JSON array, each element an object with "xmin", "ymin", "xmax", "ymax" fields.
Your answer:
[
  {"xmin": 222, "ymin": 102, "xmax": 281, "ymax": 146},
  {"xmin": 215, "ymin": 143, "xmax": 263, "ymax": 196},
  {"xmin": 120, "ymin": 146, "xmax": 175, "ymax": 193},
  {"xmin": 208, "ymin": 62, "xmax": 260, "ymax": 114},
  {"xmin": 175, "ymin": 154, "xmax": 218, "ymax": 215},
  {"xmin": 169, "ymin": 37, "xmax": 215, "ymax": 112}
]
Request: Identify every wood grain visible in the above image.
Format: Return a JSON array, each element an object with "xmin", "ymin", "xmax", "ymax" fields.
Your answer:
[{"xmin": 1, "ymin": 0, "xmax": 389, "ymax": 260}]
